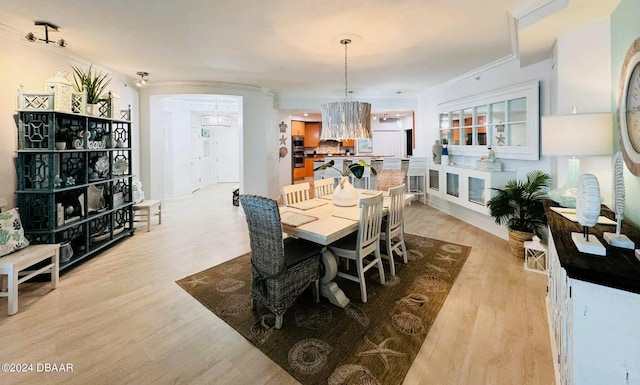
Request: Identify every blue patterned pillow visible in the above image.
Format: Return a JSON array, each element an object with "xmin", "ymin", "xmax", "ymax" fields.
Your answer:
[{"xmin": 0, "ymin": 208, "xmax": 30, "ymax": 257}]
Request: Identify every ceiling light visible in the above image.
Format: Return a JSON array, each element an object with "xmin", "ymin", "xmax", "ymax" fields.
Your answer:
[
  {"xmin": 201, "ymin": 98, "xmax": 231, "ymax": 127},
  {"xmin": 25, "ymin": 21, "xmax": 66, "ymax": 47},
  {"xmin": 136, "ymin": 71, "xmax": 150, "ymax": 87},
  {"xmin": 320, "ymin": 38, "xmax": 371, "ymax": 141}
]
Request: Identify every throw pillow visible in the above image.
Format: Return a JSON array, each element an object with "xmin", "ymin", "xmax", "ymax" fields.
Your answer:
[{"xmin": 0, "ymin": 208, "xmax": 30, "ymax": 257}]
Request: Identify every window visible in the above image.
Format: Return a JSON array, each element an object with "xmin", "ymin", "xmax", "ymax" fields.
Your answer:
[{"xmin": 438, "ymin": 80, "xmax": 540, "ymax": 160}]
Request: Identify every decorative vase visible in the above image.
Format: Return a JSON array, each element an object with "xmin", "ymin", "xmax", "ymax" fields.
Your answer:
[
  {"xmin": 441, "ymin": 145, "xmax": 449, "ymax": 166},
  {"xmin": 432, "ymin": 140, "xmax": 442, "ymax": 164},
  {"xmin": 509, "ymin": 230, "xmax": 533, "ymax": 258},
  {"xmin": 333, "ymin": 176, "xmax": 358, "ymax": 207},
  {"xmin": 55, "ymin": 142, "xmax": 66, "ymax": 150}
]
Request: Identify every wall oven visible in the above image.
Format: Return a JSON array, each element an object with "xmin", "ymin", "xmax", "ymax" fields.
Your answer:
[{"xmin": 292, "ymin": 136, "xmax": 305, "ymax": 168}]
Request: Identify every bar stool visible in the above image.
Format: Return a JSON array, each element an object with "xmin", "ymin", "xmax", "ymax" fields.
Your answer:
[
  {"xmin": 406, "ymin": 157, "xmax": 428, "ymax": 204},
  {"xmin": 382, "ymin": 157, "xmax": 402, "ymax": 170},
  {"xmin": 350, "ymin": 158, "xmax": 372, "ymax": 189}
]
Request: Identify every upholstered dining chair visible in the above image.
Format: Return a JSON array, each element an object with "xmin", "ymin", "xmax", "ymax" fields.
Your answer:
[
  {"xmin": 282, "ymin": 182, "xmax": 310, "ymax": 206},
  {"xmin": 239, "ymin": 194, "xmax": 322, "ymax": 329},
  {"xmin": 328, "ymin": 192, "xmax": 385, "ymax": 303},
  {"xmin": 380, "ymin": 184, "xmax": 408, "ymax": 276},
  {"xmin": 375, "ymin": 169, "xmax": 407, "ymax": 192},
  {"xmin": 314, "ymin": 178, "xmax": 335, "ymax": 198}
]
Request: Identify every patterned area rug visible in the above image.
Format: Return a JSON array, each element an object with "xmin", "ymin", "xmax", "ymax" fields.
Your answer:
[{"xmin": 176, "ymin": 234, "xmax": 470, "ymax": 385}]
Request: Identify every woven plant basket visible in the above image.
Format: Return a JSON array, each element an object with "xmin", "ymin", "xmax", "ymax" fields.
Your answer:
[{"xmin": 509, "ymin": 230, "xmax": 533, "ymax": 258}]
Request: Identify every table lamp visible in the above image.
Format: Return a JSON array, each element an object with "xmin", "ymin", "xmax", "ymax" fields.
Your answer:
[{"xmin": 541, "ymin": 112, "xmax": 612, "ymax": 208}]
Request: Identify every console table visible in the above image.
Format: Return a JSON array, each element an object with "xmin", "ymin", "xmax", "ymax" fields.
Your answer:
[{"xmin": 545, "ymin": 201, "xmax": 640, "ymax": 385}]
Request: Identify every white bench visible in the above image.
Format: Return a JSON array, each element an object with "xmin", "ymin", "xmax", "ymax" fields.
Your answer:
[
  {"xmin": 133, "ymin": 199, "xmax": 162, "ymax": 232},
  {"xmin": 0, "ymin": 244, "xmax": 59, "ymax": 315}
]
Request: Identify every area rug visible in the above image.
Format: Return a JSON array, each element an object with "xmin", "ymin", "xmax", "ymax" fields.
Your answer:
[{"xmin": 176, "ymin": 234, "xmax": 470, "ymax": 385}]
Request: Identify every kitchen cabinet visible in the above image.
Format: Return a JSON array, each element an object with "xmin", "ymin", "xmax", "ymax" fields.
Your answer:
[
  {"xmin": 292, "ymin": 120, "xmax": 305, "ymax": 136},
  {"xmin": 304, "ymin": 158, "xmax": 315, "ymax": 177},
  {"xmin": 293, "ymin": 167, "xmax": 306, "ymax": 180},
  {"xmin": 305, "ymin": 121, "xmax": 320, "ymax": 147},
  {"xmin": 545, "ymin": 205, "xmax": 640, "ymax": 385}
]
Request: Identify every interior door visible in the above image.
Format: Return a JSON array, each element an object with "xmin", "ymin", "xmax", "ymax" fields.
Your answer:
[
  {"xmin": 215, "ymin": 126, "xmax": 240, "ymax": 182},
  {"xmin": 190, "ymin": 127, "xmax": 203, "ymax": 192}
]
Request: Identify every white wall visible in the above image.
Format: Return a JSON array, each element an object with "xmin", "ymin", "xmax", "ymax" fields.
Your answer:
[
  {"xmin": 415, "ymin": 59, "xmax": 552, "ymax": 239},
  {"xmin": 411, "ymin": 17, "xmax": 614, "ymax": 239},
  {"xmin": 0, "ymin": 35, "xmax": 139, "ymax": 207},
  {"xmin": 139, "ymin": 84, "xmax": 276, "ymax": 200},
  {"xmin": 553, "ymin": 16, "xmax": 613, "ymax": 208}
]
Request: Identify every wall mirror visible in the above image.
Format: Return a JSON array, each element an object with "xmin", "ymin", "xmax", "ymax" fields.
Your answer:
[{"xmin": 438, "ymin": 80, "xmax": 540, "ymax": 160}]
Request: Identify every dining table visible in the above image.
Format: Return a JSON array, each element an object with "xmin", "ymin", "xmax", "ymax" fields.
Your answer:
[{"xmin": 279, "ymin": 189, "xmax": 414, "ymax": 308}]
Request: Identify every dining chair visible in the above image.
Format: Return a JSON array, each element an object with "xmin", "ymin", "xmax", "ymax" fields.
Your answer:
[
  {"xmin": 350, "ymin": 157, "xmax": 372, "ymax": 189},
  {"xmin": 380, "ymin": 184, "xmax": 407, "ymax": 276},
  {"xmin": 282, "ymin": 182, "xmax": 311, "ymax": 206},
  {"xmin": 314, "ymin": 178, "xmax": 335, "ymax": 198},
  {"xmin": 239, "ymin": 194, "xmax": 323, "ymax": 329},
  {"xmin": 406, "ymin": 157, "xmax": 428, "ymax": 204},
  {"xmin": 382, "ymin": 157, "xmax": 402, "ymax": 170},
  {"xmin": 375, "ymin": 169, "xmax": 407, "ymax": 192},
  {"xmin": 328, "ymin": 192, "xmax": 385, "ymax": 303}
]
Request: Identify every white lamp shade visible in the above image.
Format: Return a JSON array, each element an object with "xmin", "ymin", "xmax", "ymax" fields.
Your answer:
[{"xmin": 541, "ymin": 113, "xmax": 612, "ymax": 156}]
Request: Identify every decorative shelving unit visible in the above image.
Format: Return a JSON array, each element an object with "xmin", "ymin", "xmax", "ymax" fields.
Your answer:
[{"xmin": 15, "ymin": 95, "xmax": 134, "ymax": 271}]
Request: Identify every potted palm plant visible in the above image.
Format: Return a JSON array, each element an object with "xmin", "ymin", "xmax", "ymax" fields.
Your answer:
[
  {"xmin": 69, "ymin": 64, "xmax": 111, "ymax": 115},
  {"xmin": 314, "ymin": 159, "xmax": 377, "ymax": 206},
  {"xmin": 486, "ymin": 170, "xmax": 551, "ymax": 257}
]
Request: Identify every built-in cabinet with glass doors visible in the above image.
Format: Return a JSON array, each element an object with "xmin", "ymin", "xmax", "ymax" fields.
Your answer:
[{"xmin": 438, "ymin": 80, "xmax": 539, "ymax": 160}]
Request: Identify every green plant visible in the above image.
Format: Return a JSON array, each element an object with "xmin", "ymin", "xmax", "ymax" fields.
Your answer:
[
  {"xmin": 69, "ymin": 64, "xmax": 111, "ymax": 104},
  {"xmin": 313, "ymin": 159, "xmax": 377, "ymax": 179},
  {"xmin": 486, "ymin": 170, "xmax": 551, "ymax": 236}
]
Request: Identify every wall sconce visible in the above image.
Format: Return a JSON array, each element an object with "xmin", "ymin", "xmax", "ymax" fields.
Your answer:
[
  {"xmin": 136, "ymin": 72, "xmax": 150, "ymax": 87},
  {"xmin": 25, "ymin": 21, "xmax": 66, "ymax": 47}
]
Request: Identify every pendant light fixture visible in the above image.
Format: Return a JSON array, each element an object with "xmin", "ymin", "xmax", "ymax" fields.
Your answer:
[
  {"xmin": 201, "ymin": 98, "xmax": 231, "ymax": 127},
  {"xmin": 320, "ymin": 38, "xmax": 372, "ymax": 141},
  {"xmin": 25, "ymin": 21, "xmax": 66, "ymax": 47}
]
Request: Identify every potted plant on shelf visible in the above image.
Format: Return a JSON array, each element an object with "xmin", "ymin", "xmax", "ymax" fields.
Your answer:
[
  {"xmin": 69, "ymin": 64, "xmax": 111, "ymax": 115},
  {"xmin": 486, "ymin": 170, "xmax": 551, "ymax": 257},
  {"xmin": 314, "ymin": 159, "xmax": 377, "ymax": 206}
]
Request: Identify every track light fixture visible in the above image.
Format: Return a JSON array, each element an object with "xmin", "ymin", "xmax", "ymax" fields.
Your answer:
[
  {"xmin": 136, "ymin": 72, "xmax": 150, "ymax": 87},
  {"xmin": 25, "ymin": 21, "xmax": 66, "ymax": 47}
]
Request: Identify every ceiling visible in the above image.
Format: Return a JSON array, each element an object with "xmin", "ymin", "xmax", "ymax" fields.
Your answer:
[{"xmin": 0, "ymin": 0, "xmax": 619, "ymax": 103}]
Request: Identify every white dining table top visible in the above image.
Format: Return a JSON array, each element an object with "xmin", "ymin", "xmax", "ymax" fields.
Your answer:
[{"xmin": 279, "ymin": 190, "xmax": 413, "ymax": 245}]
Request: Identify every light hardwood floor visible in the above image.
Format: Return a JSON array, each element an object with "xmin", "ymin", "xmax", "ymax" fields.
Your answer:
[{"xmin": 0, "ymin": 183, "xmax": 555, "ymax": 385}]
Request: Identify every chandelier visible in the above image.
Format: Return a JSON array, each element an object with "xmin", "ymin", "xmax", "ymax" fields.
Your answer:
[
  {"xmin": 320, "ymin": 38, "xmax": 371, "ymax": 141},
  {"xmin": 201, "ymin": 98, "xmax": 231, "ymax": 127}
]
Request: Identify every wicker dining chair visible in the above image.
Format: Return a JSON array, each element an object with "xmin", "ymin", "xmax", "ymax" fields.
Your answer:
[
  {"xmin": 239, "ymin": 194, "xmax": 323, "ymax": 329},
  {"xmin": 376, "ymin": 169, "xmax": 407, "ymax": 192},
  {"xmin": 314, "ymin": 178, "xmax": 335, "ymax": 198},
  {"xmin": 328, "ymin": 192, "xmax": 385, "ymax": 303},
  {"xmin": 380, "ymin": 184, "xmax": 408, "ymax": 276}
]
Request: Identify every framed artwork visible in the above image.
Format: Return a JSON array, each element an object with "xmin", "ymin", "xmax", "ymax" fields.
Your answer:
[{"xmin": 357, "ymin": 138, "xmax": 372, "ymax": 153}]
